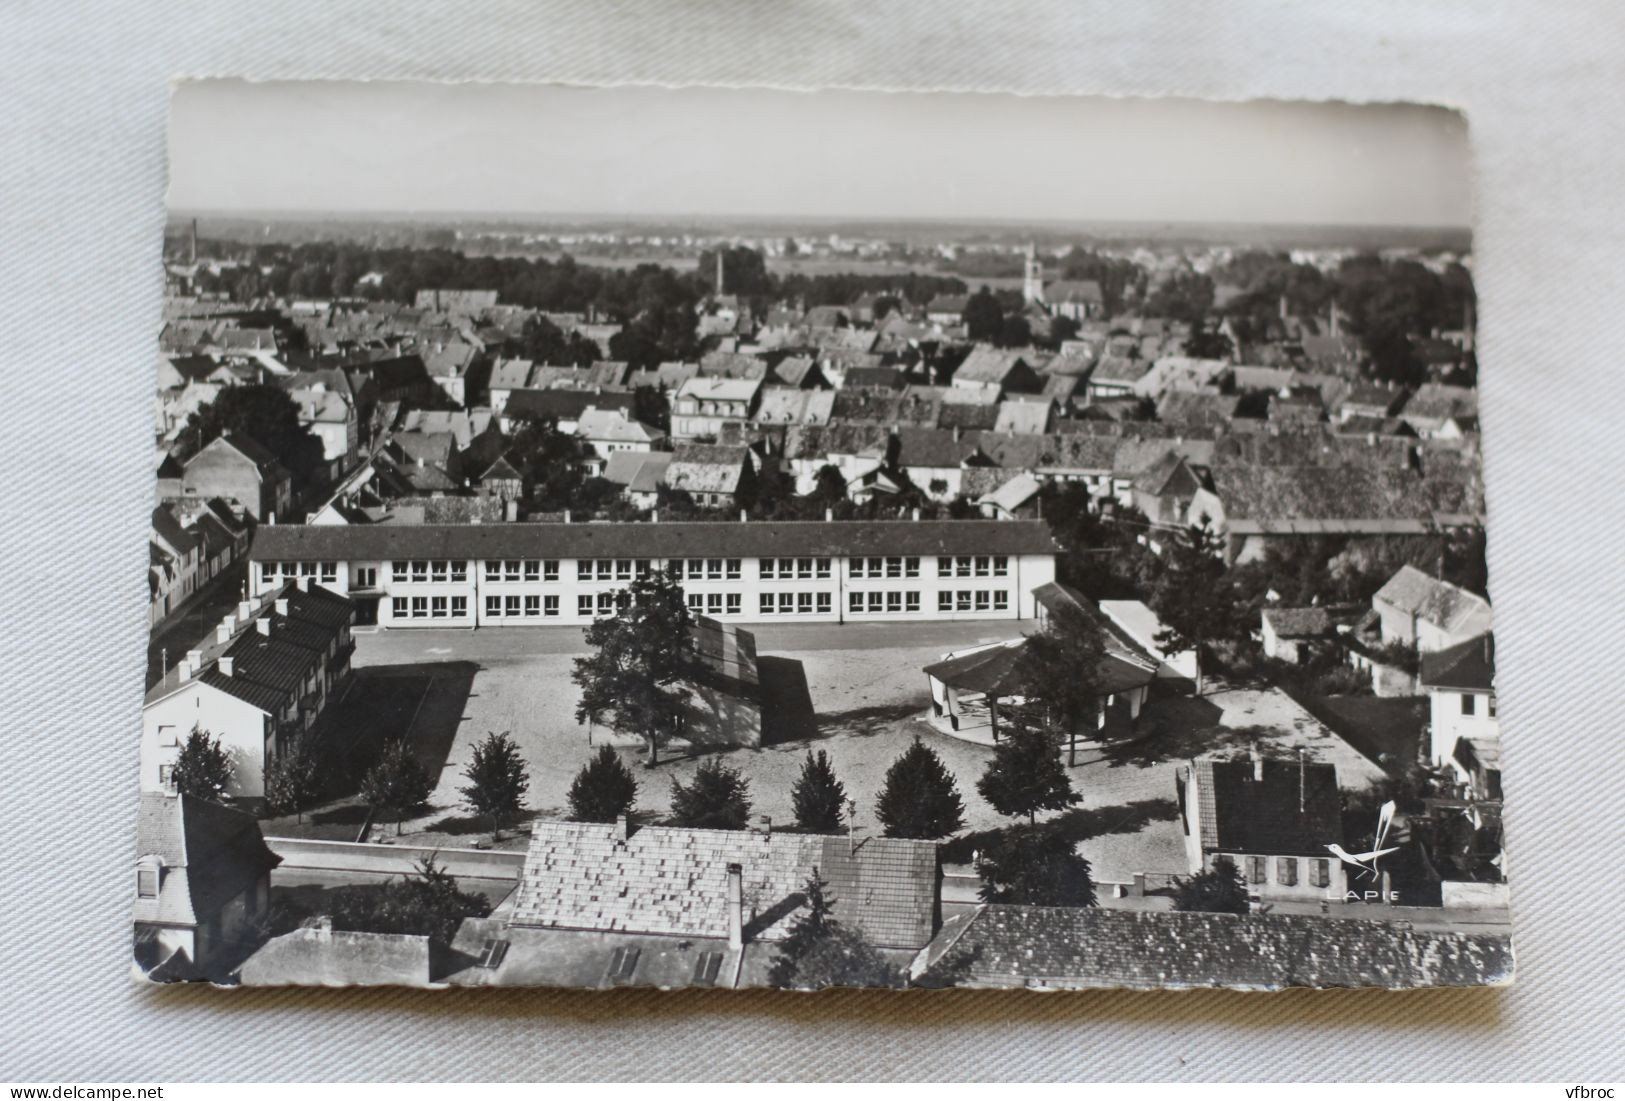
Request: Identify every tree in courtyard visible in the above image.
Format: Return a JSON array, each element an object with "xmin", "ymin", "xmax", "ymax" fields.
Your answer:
[
  {"xmin": 768, "ymin": 868, "xmax": 900, "ymax": 990},
  {"xmin": 263, "ymin": 736, "xmax": 321, "ymax": 822},
  {"xmin": 976, "ymin": 823, "xmax": 1097, "ymax": 908},
  {"xmin": 1016, "ymin": 602, "xmax": 1108, "ymax": 766},
  {"xmin": 572, "ymin": 570, "xmax": 699, "ymax": 767},
  {"xmin": 327, "ymin": 855, "xmax": 492, "ymax": 946},
  {"xmin": 875, "ymin": 737, "xmax": 965, "ymax": 840},
  {"xmin": 459, "ymin": 731, "xmax": 531, "ymax": 841},
  {"xmin": 668, "ymin": 757, "xmax": 753, "ymax": 830},
  {"xmin": 791, "ymin": 750, "xmax": 848, "ymax": 834},
  {"xmin": 359, "ymin": 741, "xmax": 433, "ymax": 836},
  {"xmin": 566, "ymin": 745, "xmax": 640, "ymax": 823},
  {"xmin": 170, "ymin": 726, "xmax": 234, "ymax": 802},
  {"xmin": 1172, "ymin": 857, "xmax": 1251, "ymax": 915},
  {"xmin": 1150, "ymin": 520, "xmax": 1233, "ymax": 693},
  {"xmin": 976, "ymin": 723, "xmax": 1081, "ymax": 826}
]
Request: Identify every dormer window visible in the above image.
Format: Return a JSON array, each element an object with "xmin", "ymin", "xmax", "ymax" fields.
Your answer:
[{"xmin": 136, "ymin": 863, "xmax": 161, "ymax": 899}]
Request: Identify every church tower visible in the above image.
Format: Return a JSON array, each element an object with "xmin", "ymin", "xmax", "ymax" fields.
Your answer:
[{"xmin": 1022, "ymin": 243, "xmax": 1044, "ymax": 306}]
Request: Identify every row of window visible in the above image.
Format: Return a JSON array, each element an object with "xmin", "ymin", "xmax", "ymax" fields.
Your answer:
[
  {"xmin": 936, "ymin": 555, "xmax": 1011, "ymax": 578},
  {"xmin": 759, "ymin": 591, "xmax": 835, "ymax": 615},
  {"xmin": 390, "ymin": 595, "xmax": 470, "ymax": 619},
  {"xmin": 485, "ymin": 559, "xmax": 560, "ymax": 582},
  {"xmin": 385, "ymin": 589, "xmax": 1010, "ymax": 621},
  {"xmin": 486, "ymin": 594, "xmax": 561, "ymax": 618},
  {"xmin": 849, "ymin": 590, "xmax": 923, "ymax": 614},
  {"xmin": 1238, "ymin": 854, "xmax": 1333, "ymax": 889},
  {"xmin": 264, "ymin": 554, "xmax": 1014, "ymax": 587},
  {"xmin": 390, "ymin": 560, "xmax": 468, "ymax": 583},
  {"xmin": 261, "ymin": 561, "xmax": 339, "ymax": 583},
  {"xmin": 849, "ymin": 556, "xmax": 921, "ymax": 579},
  {"xmin": 579, "ymin": 558, "xmax": 655, "ymax": 581},
  {"xmin": 686, "ymin": 592, "xmax": 744, "ymax": 617},
  {"xmin": 938, "ymin": 589, "xmax": 1012, "ymax": 613},
  {"xmin": 673, "ymin": 558, "xmax": 743, "ymax": 581},
  {"xmin": 759, "ymin": 557, "xmax": 833, "ymax": 580}
]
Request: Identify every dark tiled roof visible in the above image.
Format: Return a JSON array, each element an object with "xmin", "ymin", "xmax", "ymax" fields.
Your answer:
[
  {"xmin": 843, "ymin": 366, "xmax": 906, "ymax": 390},
  {"xmin": 918, "ymin": 906, "xmax": 1512, "ymax": 990},
  {"xmin": 251, "ymin": 519, "xmax": 1059, "ymax": 563},
  {"xmin": 505, "ymin": 388, "xmax": 636, "ymax": 421},
  {"xmin": 1190, "ymin": 757, "xmax": 1341, "ymax": 856},
  {"xmin": 1421, "ymin": 632, "xmax": 1495, "ymax": 691},
  {"xmin": 896, "ymin": 427, "xmax": 981, "ymax": 468},
  {"xmin": 937, "ymin": 402, "xmax": 1000, "ymax": 431},
  {"xmin": 146, "ymin": 582, "xmax": 354, "ymax": 712},
  {"xmin": 783, "ymin": 423, "xmax": 893, "ymax": 460},
  {"xmin": 1207, "ymin": 466, "xmax": 1441, "ymax": 527},
  {"xmin": 1262, "ymin": 606, "xmax": 1332, "ymax": 639},
  {"xmin": 133, "ymin": 793, "xmax": 281, "ymax": 928}
]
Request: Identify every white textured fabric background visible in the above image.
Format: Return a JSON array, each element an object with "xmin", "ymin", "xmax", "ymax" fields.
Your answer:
[{"xmin": 2, "ymin": 0, "xmax": 1622, "ymax": 1082}]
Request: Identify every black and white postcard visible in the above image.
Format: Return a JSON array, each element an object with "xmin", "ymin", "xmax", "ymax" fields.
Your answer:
[{"xmin": 135, "ymin": 81, "xmax": 1511, "ymax": 991}]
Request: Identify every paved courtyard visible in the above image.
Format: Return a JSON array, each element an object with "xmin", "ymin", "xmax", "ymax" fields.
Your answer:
[{"xmin": 344, "ymin": 621, "xmax": 1383, "ymax": 886}]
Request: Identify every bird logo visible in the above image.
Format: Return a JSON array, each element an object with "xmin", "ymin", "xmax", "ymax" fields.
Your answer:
[{"xmin": 1325, "ymin": 800, "xmax": 1399, "ymax": 881}]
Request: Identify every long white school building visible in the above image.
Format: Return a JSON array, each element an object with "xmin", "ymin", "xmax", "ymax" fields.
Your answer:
[{"xmin": 248, "ymin": 519, "xmax": 1059, "ymax": 628}]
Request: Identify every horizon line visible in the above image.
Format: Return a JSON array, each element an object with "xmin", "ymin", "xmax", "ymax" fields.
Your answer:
[{"xmin": 164, "ymin": 208, "xmax": 1474, "ymax": 234}]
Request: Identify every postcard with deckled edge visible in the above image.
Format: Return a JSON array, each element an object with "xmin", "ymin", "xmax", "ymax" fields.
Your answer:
[{"xmin": 135, "ymin": 80, "xmax": 1511, "ymax": 992}]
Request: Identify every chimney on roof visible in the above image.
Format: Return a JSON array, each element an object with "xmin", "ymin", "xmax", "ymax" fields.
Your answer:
[
  {"xmin": 614, "ymin": 813, "xmax": 629, "ymax": 842},
  {"xmin": 296, "ymin": 575, "xmax": 309, "ymax": 592},
  {"xmin": 267, "ymin": 512, "xmax": 276, "ymax": 525},
  {"xmin": 238, "ymin": 600, "xmax": 254, "ymax": 621},
  {"xmin": 256, "ymin": 618, "xmax": 272, "ymax": 636},
  {"xmin": 726, "ymin": 862, "xmax": 744, "ymax": 951},
  {"xmin": 218, "ymin": 656, "xmax": 234, "ymax": 677},
  {"xmin": 275, "ymin": 598, "xmax": 289, "ymax": 616},
  {"xmin": 189, "ymin": 217, "xmax": 198, "ymax": 266},
  {"xmin": 186, "ymin": 649, "xmax": 203, "ymax": 675},
  {"xmin": 739, "ymin": 509, "xmax": 748, "ymax": 523},
  {"xmin": 824, "ymin": 507, "xmax": 833, "ymax": 522},
  {"xmin": 754, "ymin": 815, "xmax": 772, "ymax": 836},
  {"xmin": 911, "ymin": 507, "xmax": 920, "ymax": 521},
  {"xmin": 564, "ymin": 509, "xmax": 572, "ymax": 524},
  {"xmin": 1252, "ymin": 748, "xmax": 1264, "ymax": 783},
  {"xmin": 216, "ymin": 619, "xmax": 234, "ymax": 645}
]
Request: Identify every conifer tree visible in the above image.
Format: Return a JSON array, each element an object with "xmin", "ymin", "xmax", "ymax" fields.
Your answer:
[
  {"xmin": 669, "ymin": 757, "xmax": 753, "ymax": 830},
  {"xmin": 875, "ymin": 737, "xmax": 965, "ymax": 840},
  {"xmin": 790, "ymin": 750, "xmax": 847, "ymax": 834},
  {"xmin": 566, "ymin": 745, "xmax": 639, "ymax": 823}
]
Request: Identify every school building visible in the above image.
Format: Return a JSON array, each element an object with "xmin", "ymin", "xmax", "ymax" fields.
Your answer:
[{"xmin": 247, "ymin": 518, "xmax": 1059, "ymax": 628}]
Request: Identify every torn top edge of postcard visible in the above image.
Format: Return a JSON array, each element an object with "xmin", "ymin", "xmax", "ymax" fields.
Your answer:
[{"xmin": 135, "ymin": 81, "xmax": 1509, "ymax": 993}]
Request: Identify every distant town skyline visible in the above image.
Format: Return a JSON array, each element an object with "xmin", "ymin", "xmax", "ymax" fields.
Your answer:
[{"xmin": 168, "ymin": 82, "xmax": 1472, "ymax": 229}]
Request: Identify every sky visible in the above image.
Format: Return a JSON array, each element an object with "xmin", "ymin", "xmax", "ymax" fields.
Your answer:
[{"xmin": 168, "ymin": 81, "xmax": 1472, "ymax": 228}]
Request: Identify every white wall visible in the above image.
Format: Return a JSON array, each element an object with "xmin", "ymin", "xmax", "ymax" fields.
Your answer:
[{"xmin": 141, "ymin": 681, "xmax": 271, "ymax": 799}]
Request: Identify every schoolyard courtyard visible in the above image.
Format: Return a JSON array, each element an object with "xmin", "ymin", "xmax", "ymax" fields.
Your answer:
[{"xmin": 298, "ymin": 620, "xmax": 1389, "ymax": 889}]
